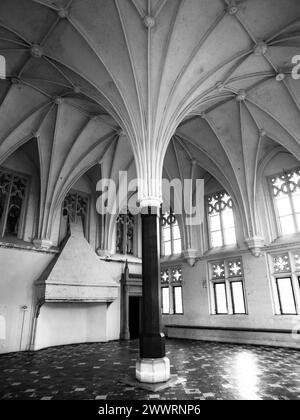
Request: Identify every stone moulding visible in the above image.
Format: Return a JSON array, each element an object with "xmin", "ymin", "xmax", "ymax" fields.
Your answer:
[{"xmin": 35, "ymin": 282, "xmax": 118, "ymax": 303}]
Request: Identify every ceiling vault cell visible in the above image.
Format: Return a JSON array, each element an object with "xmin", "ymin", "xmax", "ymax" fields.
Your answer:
[{"xmin": 0, "ymin": 0, "xmax": 300, "ymax": 218}]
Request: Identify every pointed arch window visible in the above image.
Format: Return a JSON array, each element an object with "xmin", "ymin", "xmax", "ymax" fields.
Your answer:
[
  {"xmin": 116, "ymin": 212, "xmax": 134, "ymax": 255},
  {"xmin": 207, "ymin": 191, "xmax": 236, "ymax": 248},
  {"xmin": 0, "ymin": 168, "xmax": 28, "ymax": 239},
  {"xmin": 61, "ymin": 190, "xmax": 90, "ymax": 238},
  {"xmin": 270, "ymin": 167, "xmax": 300, "ymax": 235},
  {"xmin": 161, "ymin": 210, "xmax": 182, "ymax": 256}
]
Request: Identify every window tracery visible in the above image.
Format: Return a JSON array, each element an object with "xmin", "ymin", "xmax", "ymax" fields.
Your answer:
[
  {"xmin": 207, "ymin": 192, "xmax": 236, "ymax": 247},
  {"xmin": 116, "ymin": 212, "xmax": 134, "ymax": 255},
  {"xmin": 0, "ymin": 169, "xmax": 28, "ymax": 238}
]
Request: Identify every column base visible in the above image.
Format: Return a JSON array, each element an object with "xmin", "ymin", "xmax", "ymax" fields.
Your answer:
[
  {"xmin": 121, "ymin": 374, "xmax": 186, "ymax": 392},
  {"xmin": 136, "ymin": 357, "xmax": 170, "ymax": 383}
]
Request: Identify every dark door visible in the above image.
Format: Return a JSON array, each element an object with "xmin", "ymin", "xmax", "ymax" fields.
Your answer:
[{"xmin": 129, "ymin": 296, "xmax": 141, "ymax": 340}]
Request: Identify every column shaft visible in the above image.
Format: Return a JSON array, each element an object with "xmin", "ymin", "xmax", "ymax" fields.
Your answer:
[{"xmin": 140, "ymin": 207, "xmax": 165, "ymax": 359}]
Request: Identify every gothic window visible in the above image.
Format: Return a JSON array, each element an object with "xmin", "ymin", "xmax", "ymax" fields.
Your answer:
[
  {"xmin": 207, "ymin": 191, "xmax": 236, "ymax": 248},
  {"xmin": 161, "ymin": 210, "xmax": 182, "ymax": 256},
  {"xmin": 0, "ymin": 168, "xmax": 28, "ymax": 239},
  {"xmin": 160, "ymin": 266, "xmax": 183, "ymax": 315},
  {"xmin": 62, "ymin": 190, "xmax": 89, "ymax": 236},
  {"xmin": 210, "ymin": 258, "xmax": 246, "ymax": 315},
  {"xmin": 116, "ymin": 212, "xmax": 134, "ymax": 255},
  {"xmin": 270, "ymin": 167, "xmax": 300, "ymax": 235},
  {"xmin": 270, "ymin": 252, "xmax": 300, "ymax": 315}
]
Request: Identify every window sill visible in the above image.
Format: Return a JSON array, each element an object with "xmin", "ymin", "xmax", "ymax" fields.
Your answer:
[
  {"xmin": 0, "ymin": 238, "xmax": 59, "ymax": 254},
  {"xmin": 211, "ymin": 313, "xmax": 248, "ymax": 317},
  {"xmin": 99, "ymin": 253, "xmax": 142, "ymax": 265},
  {"xmin": 160, "ymin": 253, "xmax": 184, "ymax": 264},
  {"xmin": 203, "ymin": 245, "xmax": 245, "ymax": 259},
  {"xmin": 266, "ymin": 234, "xmax": 300, "ymax": 250}
]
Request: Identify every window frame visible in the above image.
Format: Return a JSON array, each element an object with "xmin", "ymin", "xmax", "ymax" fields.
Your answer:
[
  {"xmin": 230, "ymin": 279, "xmax": 247, "ymax": 315},
  {"xmin": 209, "ymin": 257, "xmax": 247, "ymax": 316},
  {"xmin": 268, "ymin": 166, "xmax": 300, "ymax": 237},
  {"xmin": 275, "ymin": 277, "xmax": 297, "ymax": 315},
  {"xmin": 213, "ymin": 281, "xmax": 228, "ymax": 315},
  {"xmin": 160, "ymin": 211, "xmax": 182, "ymax": 257},
  {"xmin": 268, "ymin": 250, "xmax": 300, "ymax": 315},
  {"xmin": 60, "ymin": 188, "xmax": 91, "ymax": 240},
  {"xmin": 0, "ymin": 167, "xmax": 30, "ymax": 240},
  {"xmin": 115, "ymin": 211, "xmax": 135, "ymax": 256},
  {"xmin": 161, "ymin": 286, "xmax": 170, "ymax": 315},
  {"xmin": 161, "ymin": 266, "xmax": 184, "ymax": 315},
  {"xmin": 173, "ymin": 285, "xmax": 184, "ymax": 315},
  {"xmin": 206, "ymin": 190, "xmax": 237, "ymax": 249}
]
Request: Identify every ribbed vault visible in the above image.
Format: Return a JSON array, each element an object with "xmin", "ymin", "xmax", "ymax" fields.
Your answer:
[{"xmin": 0, "ymin": 0, "xmax": 300, "ymax": 236}]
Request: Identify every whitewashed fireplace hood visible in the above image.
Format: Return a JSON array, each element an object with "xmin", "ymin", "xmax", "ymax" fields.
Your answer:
[
  {"xmin": 35, "ymin": 220, "xmax": 119, "ymax": 304},
  {"xmin": 30, "ymin": 220, "xmax": 119, "ymax": 350}
]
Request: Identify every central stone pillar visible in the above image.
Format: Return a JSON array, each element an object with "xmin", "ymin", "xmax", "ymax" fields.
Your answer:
[{"xmin": 136, "ymin": 206, "xmax": 170, "ymax": 383}]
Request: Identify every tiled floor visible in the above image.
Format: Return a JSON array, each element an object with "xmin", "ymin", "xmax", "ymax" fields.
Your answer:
[{"xmin": 0, "ymin": 339, "xmax": 300, "ymax": 400}]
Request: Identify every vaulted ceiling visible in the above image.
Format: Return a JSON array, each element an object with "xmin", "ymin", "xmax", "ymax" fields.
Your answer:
[{"xmin": 0, "ymin": 0, "xmax": 300, "ymax": 237}]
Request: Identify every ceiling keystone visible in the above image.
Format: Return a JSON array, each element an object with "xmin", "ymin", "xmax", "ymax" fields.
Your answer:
[
  {"xmin": 143, "ymin": 16, "xmax": 155, "ymax": 29},
  {"xmin": 53, "ymin": 96, "xmax": 64, "ymax": 105},
  {"xmin": 58, "ymin": 8, "xmax": 69, "ymax": 19},
  {"xmin": 236, "ymin": 90, "xmax": 247, "ymax": 102},
  {"xmin": 30, "ymin": 44, "xmax": 44, "ymax": 58},
  {"xmin": 253, "ymin": 41, "xmax": 268, "ymax": 56},
  {"xmin": 275, "ymin": 73, "xmax": 285, "ymax": 82}
]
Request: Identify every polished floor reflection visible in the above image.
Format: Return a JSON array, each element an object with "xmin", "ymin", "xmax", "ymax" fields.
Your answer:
[{"xmin": 0, "ymin": 339, "xmax": 300, "ymax": 400}]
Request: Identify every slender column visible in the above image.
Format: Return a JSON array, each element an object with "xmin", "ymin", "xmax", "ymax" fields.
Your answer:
[
  {"xmin": 140, "ymin": 206, "xmax": 164, "ymax": 357},
  {"xmin": 136, "ymin": 206, "xmax": 170, "ymax": 383}
]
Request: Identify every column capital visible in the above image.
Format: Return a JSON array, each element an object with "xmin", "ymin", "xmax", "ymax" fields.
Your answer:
[
  {"xmin": 137, "ymin": 176, "xmax": 162, "ymax": 210},
  {"xmin": 140, "ymin": 205, "xmax": 161, "ymax": 216},
  {"xmin": 139, "ymin": 196, "xmax": 162, "ymax": 209}
]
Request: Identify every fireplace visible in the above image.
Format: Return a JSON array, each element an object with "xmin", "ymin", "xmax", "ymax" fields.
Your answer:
[{"xmin": 31, "ymin": 221, "xmax": 119, "ymax": 350}]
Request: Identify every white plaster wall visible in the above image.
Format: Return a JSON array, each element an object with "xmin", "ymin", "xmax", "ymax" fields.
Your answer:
[
  {"xmin": 0, "ymin": 248, "xmax": 131, "ymax": 353},
  {"xmin": 34, "ymin": 303, "xmax": 108, "ymax": 350},
  {"xmin": 163, "ymin": 152, "xmax": 300, "ymax": 347},
  {"xmin": 0, "ymin": 247, "xmax": 54, "ymax": 354},
  {"xmin": 163, "ymin": 252, "xmax": 300, "ymax": 348}
]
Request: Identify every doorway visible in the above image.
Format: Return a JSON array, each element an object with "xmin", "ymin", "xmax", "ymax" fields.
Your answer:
[{"xmin": 129, "ymin": 296, "xmax": 141, "ymax": 340}]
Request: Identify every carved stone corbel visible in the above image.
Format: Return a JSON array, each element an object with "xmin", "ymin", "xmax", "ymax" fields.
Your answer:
[{"xmin": 245, "ymin": 236, "xmax": 265, "ymax": 257}]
